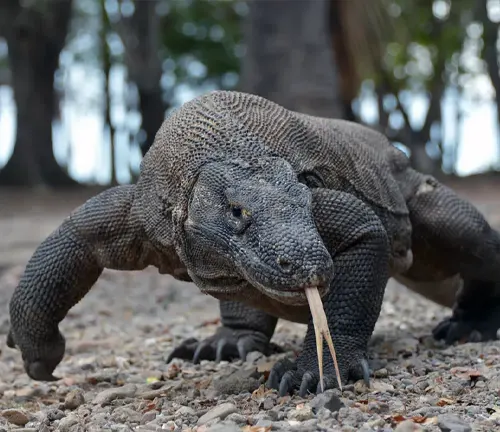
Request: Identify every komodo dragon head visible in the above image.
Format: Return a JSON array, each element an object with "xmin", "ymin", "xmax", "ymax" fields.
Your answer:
[{"xmin": 175, "ymin": 155, "xmax": 334, "ymax": 306}]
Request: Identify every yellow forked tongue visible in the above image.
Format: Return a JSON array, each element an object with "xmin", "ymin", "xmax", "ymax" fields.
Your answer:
[{"xmin": 304, "ymin": 287, "xmax": 342, "ymax": 392}]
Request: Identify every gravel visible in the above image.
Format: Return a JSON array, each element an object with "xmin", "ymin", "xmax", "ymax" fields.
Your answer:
[{"xmin": 0, "ymin": 189, "xmax": 499, "ymax": 431}]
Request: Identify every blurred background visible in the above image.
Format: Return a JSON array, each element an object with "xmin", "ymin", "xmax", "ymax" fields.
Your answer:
[{"xmin": 0, "ymin": 0, "xmax": 499, "ymax": 188}]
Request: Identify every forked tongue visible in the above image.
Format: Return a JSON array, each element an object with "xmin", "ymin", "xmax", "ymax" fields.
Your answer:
[{"xmin": 304, "ymin": 287, "xmax": 342, "ymax": 392}]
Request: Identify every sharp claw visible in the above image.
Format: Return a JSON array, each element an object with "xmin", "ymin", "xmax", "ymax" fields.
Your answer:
[
  {"xmin": 215, "ymin": 338, "xmax": 228, "ymax": 362},
  {"xmin": 192, "ymin": 342, "xmax": 212, "ymax": 364},
  {"xmin": 360, "ymin": 358, "xmax": 370, "ymax": 387},
  {"xmin": 236, "ymin": 337, "xmax": 254, "ymax": 361},
  {"xmin": 6, "ymin": 331, "xmax": 16, "ymax": 349},
  {"xmin": 299, "ymin": 371, "xmax": 316, "ymax": 397},
  {"xmin": 446, "ymin": 322, "xmax": 467, "ymax": 345},
  {"xmin": 432, "ymin": 320, "xmax": 449, "ymax": 340},
  {"xmin": 279, "ymin": 371, "xmax": 295, "ymax": 397},
  {"xmin": 167, "ymin": 338, "xmax": 199, "ymax": 362},
  {"xmin": 26, "ymin": 361, "xmax": 59, "ymax": 382}
]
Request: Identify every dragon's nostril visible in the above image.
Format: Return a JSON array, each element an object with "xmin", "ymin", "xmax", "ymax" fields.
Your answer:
[{"xmin": 277, "ymin": 257, "xmax": 292, "ymax": 273}]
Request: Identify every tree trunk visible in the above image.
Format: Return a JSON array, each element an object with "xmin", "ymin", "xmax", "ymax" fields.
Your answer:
[
  {"xmin": 0, "ymin": 0, "xmax": 77, "ymax": 187},
  {"xmin": 114, "ymin": 0, "xmax": 165, "ymax": 157},
  {"xmin": 137, "ymin": 88, "xmax": 166, "ymax": 156},
  {"xmin": 239, "ymin": 0, "xmax": 345, "ymax": 118}
]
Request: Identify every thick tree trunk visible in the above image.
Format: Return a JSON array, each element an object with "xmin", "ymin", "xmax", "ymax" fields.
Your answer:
[
  {"xmin": 137, "ymin": 88, "xmax": 165, "ymax": 156},
  {"xmin": 115, "ymin": 0, "xmax": 165, "ymax": 157},
  {"xmin": 0, "ymin": 0, "xmax": 76, "ymax": 187},
  {"xmin": 240, "ymin": 0, "xmax": 345, "ymax": 118}
]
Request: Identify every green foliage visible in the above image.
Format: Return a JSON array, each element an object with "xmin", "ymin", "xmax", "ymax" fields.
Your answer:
[
  {"xmin": 375, "ymin": 0, "xmax": 478, "ymax": 92},
  {"xmin": 159, "ymin": 0, "xmax": 246, "ymax": 90}
]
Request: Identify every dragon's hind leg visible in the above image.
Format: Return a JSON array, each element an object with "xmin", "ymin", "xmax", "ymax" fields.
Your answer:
[{"xmin": 403, "ymin": 174, "xmax": 500, "ymax": 344}]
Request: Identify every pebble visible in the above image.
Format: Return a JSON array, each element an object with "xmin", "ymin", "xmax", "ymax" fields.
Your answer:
[
  {"xmin": 64, "ymin": 388, "xmax": 85, "ymax": 410},
  {"xmin": 1, "ymin": 409, "xmax": 30, "ymax": 426},
  {"xmin": 287, "ymin": 404, "xmax": 313, "ymax": 421},
  {"xmin": 310, "ymin": 390, "xmax": 344, "ymax": 412},
  {"xmin": 395, "ymin": 420, "xmax": 424, "ymax": 431},
  {"xmin": 57, "ymin": 415, "xmax": 79, "ymax": 432},
  {"xmin": 437, "ymin": 414, "xmax": 472, "ymax": 432},
  {"xmin": 46, "ymin": 408, "xmax": 65, "ymax": 421},
  {"xmin": 92, "ymin": 383, "xmax": 137, "ymax": 406},
  {"xmin": 141, "ymin": 411, "xmax": 158, "ymax": 424},
  {"xmin": 175, "ymin": 406, "xmax": 196, "ymax": 417},
  {"xmin": 213, "ymin": 367, "xmax": 260, "ymax": 395},
  {"xmin": 224, "ymin": 413, "xmax": 246, "ymax": 424},
  {"xmin": 197, "ymin": 403, "xmax": 238, "ymax": 425},
  {"xmin": 255, "ymin": 419, "xmax": 273, "ymax": 428},
  {"xmin": 206, "ymin": 422, "xmax": 241, "ymax": 432}
]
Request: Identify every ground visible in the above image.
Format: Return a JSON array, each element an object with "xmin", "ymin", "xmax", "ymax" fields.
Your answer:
[{"xmin": 0, "ymin": 179, "xmax": 500, "ymax": 432}]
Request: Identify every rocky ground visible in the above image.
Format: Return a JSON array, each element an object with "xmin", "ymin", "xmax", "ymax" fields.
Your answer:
[{"xmin": 0, "ymin": 182, "xmax": 500, "ymax": 432}]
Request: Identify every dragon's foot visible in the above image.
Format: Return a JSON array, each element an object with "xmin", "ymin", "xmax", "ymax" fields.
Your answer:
[
  {"xmin": 433, "ymin": 280, "xmax": 500, "ymax": 344},
  {"xmin": 166, "ymin": 326, "xmax": 274, "ymax": 363},
  {"xmin": 267, "ymin": 349, "xmax": 370, "ymax": 397},
  {"xmin": 6, "ymin": 328, "xmax": 65, "ymax": 381},
  {"xmin": 432, "ymin": 304, "xmax": 500, "ymax": 344}
]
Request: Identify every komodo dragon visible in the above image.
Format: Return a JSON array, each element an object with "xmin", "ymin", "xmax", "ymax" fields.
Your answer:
[{"xmin": 6, "ymin": 90, "xmax": 500, "ymax": 396}]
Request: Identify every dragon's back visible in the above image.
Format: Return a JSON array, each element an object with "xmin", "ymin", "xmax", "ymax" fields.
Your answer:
[{"xmin": 141, "ymin": 90, "xmax": 409, "ymax": 216}]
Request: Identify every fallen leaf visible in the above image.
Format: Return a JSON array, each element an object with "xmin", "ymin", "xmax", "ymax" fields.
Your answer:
[
  {"xmin": 195, "ymin": 378, "xmax": 212, "ymax": 390},
  {"xmin": 391, "ymin": 415, "xmax": 406, "ymax": 423},
  {"xmin": 146, "ymin": 377, "xmax": 159, "ymax": 384},
  {"xmin": 251, "ymin": 385, "xmax": 274, "ymax": 401},
  {"xmin": 423, "ymin": 416, "xmax": 438, "ymax": 425},
  {"xmin": 412, "ymin": 416, "xmax": 427, "ymax": 423},
  {"xmin": 436, "ymin": 398, "xmax": 455, "ymax": 406},
  {"xmin": 166, "ymin": 363, "xmax": 180, "ymax": 379},
  {"xmin": 143, "ymin": 402, "xmax": 157, "ymax": 413}
]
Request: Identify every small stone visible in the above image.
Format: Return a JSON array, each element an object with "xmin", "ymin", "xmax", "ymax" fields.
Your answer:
[
  {"xmin": 262, "ymin": 397, "xmax": 274, "ymax": 410},
  {"xmin": 206, "ymin": 422, "xmax": 240, "ymax": 432},
  {"xmin": 225, "ymin": 413, "xmax": 246, "ymax": 425},
  {"xmin": 245, "ymin": 351, "xmax": 265, "ymax": 363},
  {"xmin": 46, "ymin": 408, "xmax": 65, "ymax": 421},
  {"xmin": 395, "ymin": 420, "xmax": 424, "ymax": 431},
  {"xmin": 1, "ymin": 409, "xmax": 30, "ymax": 426},
  {"xmin": 197, "ymin": 403, "xmax": 237, "ymax": 425},
  {"xmin": 57, "ymin": 414, "xmax": 79, "ymax": 432},
  {"xmin": 371, "ymin": 380, "xmax": 395, "ymax": 393},
  {"xmin": 393, "ymin": 337, "xmax": 420, "ymax": 355},
  {"xmin": 374, "ymin": 368, "xmax": 388, "ymax": 378},
  {"xmin": 437, "ymin": 414, "xmax": 472, "ymax": 432},
  {"xmin": 213, "ymin": 367, "xmax": 260, "ymax": 395},
  {"xmin": 310, "ymin": 390, "xmax": 344, "ymax": 412},
  {"xmin": 141, "ymin": 411, "xmax": 158, "ymax": 424},
  {"xmin": 255, "ymin": 419, "xmax": 273, "ymax": 428},
  {"xmin": 162, "ymin": 420, "xmax": 178, "ymax": 430},
  {"xmin": 92, "ymin": 384, "xmax": 137, "ymax": 406},
  {"xmin": 287, "ymin": 404, "xmax": 313, "ymax": 421},
  {"xmin": 64, "ymin": 389, "xmax": 85, "ymax": 410},
  {"xmin": 175, "ymin": 406, "xmax": 196, "ymax": 417}
]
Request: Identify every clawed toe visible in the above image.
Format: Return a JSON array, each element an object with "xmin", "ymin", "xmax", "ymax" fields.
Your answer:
[
  {"xmin": 167, "ymin": 327, "xmax": 271, "ymax": 364},
  {"xmin": 267, "ymin": 353, "xmax": 370, "ymax": 396},
  {"xmin": 432, "ymin": 311, "xmax": 500, "ymax": 344}
]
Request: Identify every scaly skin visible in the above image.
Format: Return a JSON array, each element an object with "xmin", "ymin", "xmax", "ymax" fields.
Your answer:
[{"xmin": 6, "ymin": 90, "xmax": 500, "ymax": 394}]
